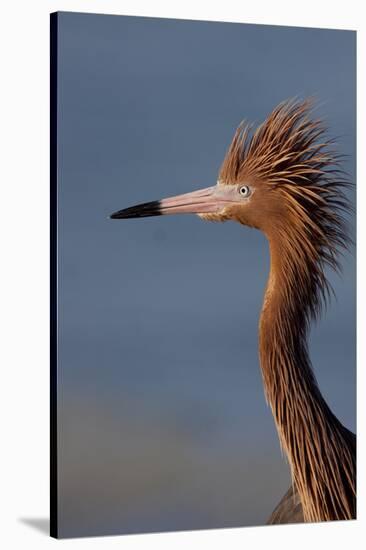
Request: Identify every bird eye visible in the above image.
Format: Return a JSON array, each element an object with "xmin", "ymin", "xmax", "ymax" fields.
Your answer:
[{"xmin": 239, "ymin": 185, "xmax": 251, "ymax": 198}]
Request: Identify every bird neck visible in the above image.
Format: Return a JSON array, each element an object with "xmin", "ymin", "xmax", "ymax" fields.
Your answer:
[{"xmin": 259, "ymin": 234, "xmax": 356, "ymax": 522}]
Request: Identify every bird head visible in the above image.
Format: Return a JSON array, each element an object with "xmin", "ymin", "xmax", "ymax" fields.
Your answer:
[
  {"xmin": 111, "ymin": 98, "xmax": 351, "ymax": 316},
  {"xmin": 109, "ymin": 151, "xmax": 283, "ymax": 234},
  {"xmin": 111, "ymin": 99, "xmax": 349, "ymax": 235}
]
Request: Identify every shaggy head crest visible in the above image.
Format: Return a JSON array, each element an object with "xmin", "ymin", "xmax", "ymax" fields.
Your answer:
[{"xmin": 219, "ymin": 99, "xmax": 353, "ymax": 320}]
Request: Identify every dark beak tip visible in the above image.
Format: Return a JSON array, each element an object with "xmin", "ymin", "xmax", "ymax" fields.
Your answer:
[
  {"xmin": 110, "ymin": 209, "xmax": 131, "ymax": 219},
  {"xmin": 109, "ymin": 201, "xmax": 162, "ymax": 220}
]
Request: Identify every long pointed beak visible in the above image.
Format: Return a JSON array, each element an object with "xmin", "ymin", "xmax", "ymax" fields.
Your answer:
[{"xmin": 110, "ymin": 186, "xmax": 226, "ymax": 219}]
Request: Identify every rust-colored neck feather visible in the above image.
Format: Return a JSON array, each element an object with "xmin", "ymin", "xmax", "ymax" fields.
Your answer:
[
  {"xmin": 220, "ymin": 98, "xmax": 355, "ymax": 521},
  {"xmin": 259, "ymin": 231, "xmax": 356, "ymax": 522}
]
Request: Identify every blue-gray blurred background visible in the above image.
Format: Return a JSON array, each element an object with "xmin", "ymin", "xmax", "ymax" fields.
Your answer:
[{"xmin": 56, "ymin": 12, "xmax": 356, "ymax": 538}]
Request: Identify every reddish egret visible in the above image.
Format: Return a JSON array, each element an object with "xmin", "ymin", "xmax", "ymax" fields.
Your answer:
[{"xmin": 111, "ymin": 99, "xmax": 356, "ymax": 523}]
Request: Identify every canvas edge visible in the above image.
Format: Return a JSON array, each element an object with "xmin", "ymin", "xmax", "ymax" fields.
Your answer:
[{"xmin": 50, "ymin": 10, "xmax": 59, "ymax": 540}]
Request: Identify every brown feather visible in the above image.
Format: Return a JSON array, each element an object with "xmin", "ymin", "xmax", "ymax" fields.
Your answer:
[{"xmin": 220, "ymin": 99, "xmax": 355, "ymax": 522}]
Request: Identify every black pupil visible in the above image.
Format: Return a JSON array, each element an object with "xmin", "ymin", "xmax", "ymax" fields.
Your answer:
[{"xmin": 241, "ymin": 187, "xmax": 247, "ymax": 195}]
